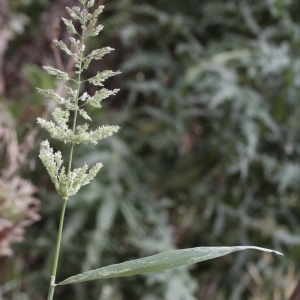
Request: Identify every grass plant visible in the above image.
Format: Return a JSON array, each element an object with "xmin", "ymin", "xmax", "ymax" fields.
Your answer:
[{"xmin": 36, "ymin": 1, "xmax": 283, "ymax": 299}]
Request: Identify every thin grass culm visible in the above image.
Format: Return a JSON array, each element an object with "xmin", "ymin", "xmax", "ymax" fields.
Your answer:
[
  {"xmin": 37, "ymin": 1, "xmax": 283, "ymax": 299},
  {"xmin": 37, "ymin": 1, "xmax": 120, "ymax": 299}
]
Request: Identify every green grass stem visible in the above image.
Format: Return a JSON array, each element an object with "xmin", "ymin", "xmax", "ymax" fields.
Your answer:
[{"xmin": 47, "ymin": 198, "xmax": 68, "ymax": 300}]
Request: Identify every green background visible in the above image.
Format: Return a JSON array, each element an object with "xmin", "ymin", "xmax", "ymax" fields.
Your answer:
[{"xmin": 0, "ymin": 0, "xmax": 299, "ymax": 299}]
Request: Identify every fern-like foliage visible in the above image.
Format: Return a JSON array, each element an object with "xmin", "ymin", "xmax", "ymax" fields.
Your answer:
[{"xmin": 37, "ymin": 0, "xmax": 120, "ymax": 200}]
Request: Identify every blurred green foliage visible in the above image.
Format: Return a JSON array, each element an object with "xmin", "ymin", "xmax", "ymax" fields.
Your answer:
[{"xmin": 1, "ymin": 0, "xmax": 299, "ymax": 299}]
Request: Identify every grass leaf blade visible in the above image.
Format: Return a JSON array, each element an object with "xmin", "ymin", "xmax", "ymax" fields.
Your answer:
[{"xmin": 57, "ymin": 246, "xmax": 283, "ymax": 285}]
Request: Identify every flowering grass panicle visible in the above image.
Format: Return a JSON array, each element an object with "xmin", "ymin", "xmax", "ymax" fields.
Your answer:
[{"xmin": 38, "ymin": 1, "xmax": 120, "ymax": 201}]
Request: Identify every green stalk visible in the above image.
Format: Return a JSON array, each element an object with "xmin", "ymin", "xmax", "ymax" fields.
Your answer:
[{"xmin": 47, "ymin": 198, "xmax": 67, "ymax": 300}]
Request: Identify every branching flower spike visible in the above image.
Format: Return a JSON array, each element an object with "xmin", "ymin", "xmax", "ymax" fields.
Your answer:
[
  {"xmin": 38, "ymin": 1, "xmax": 120, "ymax": 200},
  {"xmin": 37, "ymin": 2, "xmax": 120, "ymax": 299}
]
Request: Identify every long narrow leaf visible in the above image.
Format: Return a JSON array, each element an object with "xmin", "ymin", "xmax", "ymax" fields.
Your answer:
[{"xmin": 57, "ymin": 246, "xmax": 282, "ymax": 285}]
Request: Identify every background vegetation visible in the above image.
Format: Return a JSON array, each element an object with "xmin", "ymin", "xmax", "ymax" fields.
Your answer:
[{"xmin": 0, "ymin": 0, "xmax": 299, "ymax": 299}]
